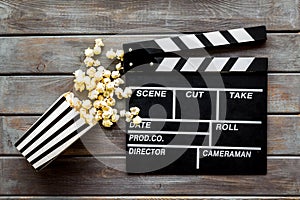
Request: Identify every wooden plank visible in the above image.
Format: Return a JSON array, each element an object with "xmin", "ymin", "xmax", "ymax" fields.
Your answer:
[
  {"xmin": 0, "ymin": 34, "xmax": 300, "ymax": 73},
  {"xmin": 0, "ymin": 0, "xmax": 299, "ymax": 34},
  {"xmin": 0, "ymin": 196, "xmax": 299, "ymax": 199},
  {"xmin": 0, "ymin": 75, "xmax": 299, "ymax": 114},
  {"xmin": 1, "ymin": 157, "xmax": 300, "ymax": 195},
  {"xmin": 1, "ymin": 115, "xmax": 299, "ymax": 156}
]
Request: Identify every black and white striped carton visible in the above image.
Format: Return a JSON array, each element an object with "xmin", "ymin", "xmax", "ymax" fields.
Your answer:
[
  {"xmin": 143, "ymin": 57, "xmax": 267, "ymax": 72},
  {"xmin": 15, "ymin": 94, "xmax": 94, "ymax": 171}
]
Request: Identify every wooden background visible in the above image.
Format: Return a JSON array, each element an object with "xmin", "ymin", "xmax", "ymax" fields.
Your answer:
[{"xmin": 0, "ymin": 0, "xmax": 300, "ymax": 199}]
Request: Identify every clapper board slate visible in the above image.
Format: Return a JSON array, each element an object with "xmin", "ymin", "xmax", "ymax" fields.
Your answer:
[{"xmin": 123, "ymin": 26, "xmax": 268, "ymax": 175}]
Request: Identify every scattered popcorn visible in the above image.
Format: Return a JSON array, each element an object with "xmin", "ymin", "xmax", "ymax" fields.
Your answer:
[
  {"xmin": 85, "ymin": 47, "xmax": 94, "ymax": 57},
  {"xmin": 102, "ymin": 119, "xmax": 113, "ymax": 127},
  {"xmin": 116, "ymin": 62, "xmax": 123, "ymax": 71},
  {"xmin": 93, "ymin": 46, "xmax": 101, "ymax": 55},
  {"xmin": 119, "ymin": 110, "xmax": 126, "ymax": 117},
  {"xmin": 130, "ymin": 107, "xmax": 140, "ymax": 115},
  {"xmin": 82, "ymin": 100, "xmax": 92, "ymax": 110},
  {"xmin": 116, "ymin": 49, "xmax": 124, "ymax": 60},
  {"xmin": 87, "ymin": 67, "xmax": 96, "ymax": 78},
  {"xmin": 132, "ymin": 116, "xmax": 142, "ymax": 125},
  {"xmin": 106, "ymin": 49, "xmax": 116, "ymax": 59},
  {"xmin": 88, "ymin": 90, "xmax": 99, "ymax": 100},
  {"xmin": 103, "ymin": 69, "xmax": 111, "ymax": 78},
  {"xmin": 68, "ymin": 38, "xmax": 142, "ymax": 128},
  {"xmin": 111, "ymin": 71, "xmax": 120, "ymax": 79},
  {"xmin": 84, "ymin": 57, "xmax": 94, "ymax": 67},
  {"xmin": 95, "ymin": 38, "xmax": 104, "ymax": 47},
  {"xmin": 111, "ymin": 114, "xmax": 120, "ymax": 122},
  {"xmin": 93, "ymin": 59, "xmax": 101, "ymax": 67}
]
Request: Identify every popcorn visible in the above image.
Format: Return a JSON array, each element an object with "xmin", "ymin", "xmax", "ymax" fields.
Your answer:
[
  {"xmin": 89, "ymin": 107, "xmax": 97, "ymax": 116},
  {"xmin": 113, "ymin": 78, "xmax": 124, "ymax": 87},
  {"xmin": 84, "ymin": 57, "xmax": 94, "ymax": 67},
  {"xmin": 123, "ymin": 87, "xmax": 132, "ymax": 98},
  {"xmin": 132, "ymin": 116, "xmax": 142, "ymax": 125},
  {"xmin": 88, "ymin": 89, "xmax": 99, "ymax": 100},
  {"xmin": 111, "ymin": 71, "xmax": 120, "ymax": 79},
  {"xmin": 111, "ymin": 114, "xmax": 120, "ymax": 122},
  {"xmin": 119, "ymin": 109, "xmax": 126, "ymax": 117},
  {"xmin": 96, "ymin": 82, "xmax": 105, "ymax": 93},
  {"xmin": 85, "ymin": 47, "xmax": 94, "ymax": 57},
  {"xmin": 82, "ymin": 100, "xmax": 92, "ymax": 110},
  {"xmin": 130, "ymin": 107, "xmax": 140, "ymax": 115},
  {"xmin": 106, "ymin": 97, "xmax": 116, "ymax": 106},
  {"xmin": 106, "ymin": 82, "xmax": 115, "ymax": 91},
  {"xmin": 102, "ymin": 119, "xmax": 113, "ymax": 127},
  {"xmin": 102, "ymin": 77, "xmax": 111, "ymax": 84},
  {"xmin": 106, "ymin": 49, "xmax": 116, "ymax": 59},
  {"xmin": 116, "ymin": 49, "xmax": 124, "ymax": 60},
  {"xmin": 103, "ymin": 70, "xmax": 111, "ymax": 78},
  {"xmin": 86, "ymin": 78, "xmax": 96, "ymax": 91},
  {"xmin": 93, "ymin": 100, "xmax": 102, "ymax": 109},
  {"xmin": 116, "ymin": 62, "xmax": 123, "ymax": 71},
  {"xmin": 93, "ymin": 59, "xmax": 101, "ymax": 67},
  {"xmin": 87, "ymin": 67, "xmax": 96, "ymax": 78},
  {"xmin": 69, "ymin": 38, "xmax": 142, "ymax": 128},
  {"xmin": 95, "ymin": 38, "xmax": 104, "ymax": 47},
  {"xmin": 93, "ymin": 46, "xmax": 101, "ymax": 55}
]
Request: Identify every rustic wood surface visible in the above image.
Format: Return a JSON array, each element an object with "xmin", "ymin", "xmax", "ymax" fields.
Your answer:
[{"xmin": 0, "ymin": 0, "xmax": 300, "ymax": 199}]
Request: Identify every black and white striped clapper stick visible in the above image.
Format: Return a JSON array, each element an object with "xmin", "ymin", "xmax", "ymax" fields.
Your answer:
[
  {"xmin": 149, "ymin": 57, "xmax": 267, "ymax": 72},
  {"xmin": 123, "ymin": 26, "xmax": 266, "ymax": 54},
  {"xmin": 15, "ymin": 95, "xmax": 94, "ymax": 171}
]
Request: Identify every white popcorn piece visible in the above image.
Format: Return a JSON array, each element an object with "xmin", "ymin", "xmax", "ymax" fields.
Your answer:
[
  {"xmin": 95, "ymin": 38, "xmax": 104, "ymax": 47},
  {"xmin": 87, "ymin": 67, "xmax": 96, "ymax": 78},
  {"xmin": 106, "ymin": 49, "xmax": 116, "ymax": 59},
  {"xmin": 106, "ymin": 97, "xmax": 116, "ymax": 106},
  {"xmin": 111, "ymin": 114, "xmax": 120, "ymax": 122},
  {"xmin": 93, "ymin": 100, "xmax": 102, "ymax": 109},
  {"xmin": 96, "ymin": 82, "xmax": 105, "ymax": 93},
  {"xmin": 102, "ymin": 77, "xmax": 111, "ymax": 84},
  {"xmin": 132, "ymin": 116, "xmax": 142, "ymax": 125},
  {"xmin": 102, "ymin": 109, "xmax": 113, "ymax": 119},
  {"xmin": 103, "ymin": 70, "xmax": 111, "ymax": 78},
  {"xmin": 102, "ymin": 119, "xmax": 113, "ymax": 127},
  {"xmin": 79, "ymin": 108, "xmax": 87, "ymax": 118},
  {"xmin": 82, "ymin": 100, "xmax": 92, "ymax": 110},
  {"xmin": 122, "ymin": 87, "xmax": 133, "ymax": 98},
  {"xmin": 116, "ymin": 49, "xmax": 124, "ymax": 60},
  {"xmin": 106, "ymin": 82, "xmax": 115, "ymax": 91},
  {"xmin": 74, "ymin": 82, "xmax": 85, "ymax": 92},
  {"xmin": 93, "ymin": 59, "xmax": 101, "ymax": 67},
  {"xmin": 130, "ymin": 107, "xmax": 140, "ymax": 115},
  {"xmin": 125, "ymin": 111, "xmax": 133, "ymax": 119},
  {"xmin": 89, "ymin": 107, "xmax": 97, "ymax": 116},
  {"xmin": 85, "ymin": 47, "xmax": 94, "ymax": 57},
  {"xmin": 97, "ymin": 66, "xmax": 105, "ymax": 74},
  {"xmin": 86, "ymin": 78, "xmax": 97, "ymax": 91},
  {"xmin": 73, "ymin": 97, "xmax": 82, "ymax": 111},
  {"xmin": 93, "ymin": 46, "xmax": 101, "ymax": 55},
  {"xmin": 111, "ymin": 71, "xmax": 120, "ymax": 79},
  {"xmin": 84, "ymin": 57, "xmax": 94, "ymax": 67},
  {"xmin": 119, "ymin": 109, "xmax": 126, "ymax": 117},
  {"xmin": 115, "ymin": 62, "xmax": 123, "ymax": 71},
  {"xmin": 88, "ymin": 89, "xmax": 99, "ymax": 100}
]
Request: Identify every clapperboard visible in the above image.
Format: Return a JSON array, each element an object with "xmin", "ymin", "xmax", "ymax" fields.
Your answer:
[{"xmin": 124, "ymin": 26, "xmax": 268, "ymax": 174}]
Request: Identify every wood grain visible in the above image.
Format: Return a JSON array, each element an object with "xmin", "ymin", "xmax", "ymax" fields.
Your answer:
[
  {"xmin": 0, "ymin": 0, "xmax": 299, "ymax": 34},
  {"xmin": 0, "ymin": 75, "xmax": 299, "ymax": 114},
  {"xmin": 1, "ymin": 157, "xmax": 300, "ymax": 195},
  {"xmin": 1, "ymin": 115, "xmax": 299, "ymax": 156},
  {"xmin": 0, "ymin": 34, "xmax": 300, "ymax": 73}
]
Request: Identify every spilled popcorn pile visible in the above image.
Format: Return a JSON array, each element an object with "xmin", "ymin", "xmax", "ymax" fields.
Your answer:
[{"xmin": 64, "ymin": 38, "xmax": 142, "ymax": 127}]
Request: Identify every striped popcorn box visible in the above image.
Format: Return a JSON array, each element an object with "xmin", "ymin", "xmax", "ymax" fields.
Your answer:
[{"xmin": 15, "ymin": 94, "xmax": 94, "ymax": 171}]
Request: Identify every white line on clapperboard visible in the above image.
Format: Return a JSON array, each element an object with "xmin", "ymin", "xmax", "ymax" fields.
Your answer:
[{"xmin": 128, "ymin": 86, "xmax": 263, "ymax": 170}]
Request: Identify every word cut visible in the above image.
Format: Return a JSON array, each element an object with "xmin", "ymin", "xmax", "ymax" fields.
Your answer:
[{"xmin": 186, "ymin": 91, "xmax": 205, "ymax": 98}]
